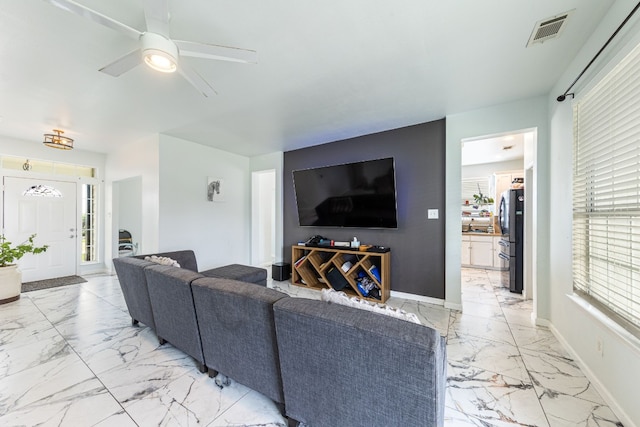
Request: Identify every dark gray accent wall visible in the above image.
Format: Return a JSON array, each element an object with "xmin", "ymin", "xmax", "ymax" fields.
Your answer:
[{"xmin": 283, "ymin": 119, "xmax": 446, "ymax": 299}]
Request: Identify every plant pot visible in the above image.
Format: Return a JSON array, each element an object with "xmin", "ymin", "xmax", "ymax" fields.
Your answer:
[{"xmin": 0, "ymin": 264, "xmax": 22, "ymax": 304}]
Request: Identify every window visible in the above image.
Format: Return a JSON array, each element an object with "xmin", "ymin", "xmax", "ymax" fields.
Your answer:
[
  {"xmin": 462, "ymin": 177, "xmax": 491, "ymax": 205},
  {"xmin": 82, "ymin": 184, "xmax": 98, "ymax": 262},
  {"xmin": 1, "ymin": 156, "xmax": 95, "ymax": 177},
  {"xmin": 572, "ymin": 40, "xmax": 640, "ymax": 338},
  {"xmin": 23, "ymin": 184, "xmax": 62, "ymax": 197}
]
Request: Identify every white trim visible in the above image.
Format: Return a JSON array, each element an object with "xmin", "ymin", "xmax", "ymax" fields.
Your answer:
[
  {"xmin": 79, "ymin": 263, "xmax": 108, "ymax": 276},
  {"xmin": 390, "ymin": 290, "xmax": 445, "ymax": 307},
  {"xmin": 549, "ymin": 319, "xmax": 638, "ymax": 427},
  {"xmin": 567, "ymin": 293, "xmax": 640, "ymax": 357},
  {"xmin": 531, "ymin": 312, "xmax": 551, "ymax": 328},
  {"xmin": 444, "ymin": 301, "xmax": 463, "ymax": 311}
]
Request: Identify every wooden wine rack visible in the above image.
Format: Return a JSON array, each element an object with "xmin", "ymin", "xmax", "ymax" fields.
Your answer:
[{"xmin": 291, "ymin": 245, "xmax": 390, "ymax": 303}]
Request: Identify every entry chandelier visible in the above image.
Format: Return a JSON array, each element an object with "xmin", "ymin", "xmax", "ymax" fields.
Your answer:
[{"xmin": 43, "ymin": 129, "xmax": 73, "ymax": 150}]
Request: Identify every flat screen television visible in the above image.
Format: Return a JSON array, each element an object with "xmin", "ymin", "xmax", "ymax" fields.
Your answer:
[{"xmin": 292, "ymin": 157, "xmax": 398, "ymax": 228}]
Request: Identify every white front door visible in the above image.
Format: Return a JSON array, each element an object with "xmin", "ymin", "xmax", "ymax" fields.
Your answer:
[{"xmin": 3, "ymin": 177, "xmax": 77, "ymax": 282}]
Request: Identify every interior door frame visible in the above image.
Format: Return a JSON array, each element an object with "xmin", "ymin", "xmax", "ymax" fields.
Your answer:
[{"xmin": 251, "ymin": 169, "xmax": 277, "ymax": 267}]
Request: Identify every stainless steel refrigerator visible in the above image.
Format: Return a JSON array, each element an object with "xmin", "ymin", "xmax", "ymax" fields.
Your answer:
[{"xmin": 498, "ymin": 188, "xmax": 524, "ymax": 294}]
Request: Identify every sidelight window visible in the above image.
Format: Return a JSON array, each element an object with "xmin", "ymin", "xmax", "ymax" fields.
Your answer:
[{"xmin": 81, "ymin": 184, "xmax": 98, "ymax": 262}]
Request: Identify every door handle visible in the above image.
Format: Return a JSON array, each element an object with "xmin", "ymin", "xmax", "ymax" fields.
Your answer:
[
  {"xmin": 498, "ymin": 252, "xmax": 510, "ymax": 261},
  {"xmin": 69, "ymin": 228, "xmax": 75, "ymax": 232},
  {"xmin": 69, "ymin": 234, "xmax": 75, "ymax": 238}
]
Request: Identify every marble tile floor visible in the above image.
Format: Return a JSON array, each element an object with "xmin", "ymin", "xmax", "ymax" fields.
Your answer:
[{"xmin": 0, "ymin": 268, "xmax": 624, "ymax": 426}]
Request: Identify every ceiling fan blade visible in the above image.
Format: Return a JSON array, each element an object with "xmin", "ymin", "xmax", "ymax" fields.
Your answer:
[
  {"xmin": 174, "ymin": 40, "xmax": 257, "ymax": 64},
  {"xmin": 43, "ymin": 0, "xmax": 143, "ymax": 40},
  {"xmin": 178, "ymin": 63, "xmax": 217, "ymax": 98},
  {"xmin": 99, "ymin": 49, "xmax": 142, "ymax": 77},
  {"xmin": 143, "ymin": 0, "xmax": 170, "ymax": 36}
]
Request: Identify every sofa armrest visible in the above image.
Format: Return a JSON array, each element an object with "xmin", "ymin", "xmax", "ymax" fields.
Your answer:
[{"xmin": 112, "ymin": 257, "xmax": 157, "ymax": 330}]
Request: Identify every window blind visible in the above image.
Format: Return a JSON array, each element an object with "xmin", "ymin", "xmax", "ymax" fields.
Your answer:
[
  {"xmin": 573, "ymin": 39, "xmax": 640, "ymax": 338},
  {"xmin": 462, "ymin": 177, "xmax": 490, "ymax": 205}
]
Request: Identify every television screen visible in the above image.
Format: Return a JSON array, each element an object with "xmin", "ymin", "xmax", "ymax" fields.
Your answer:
[{"xmin": 292, "ymin": 157, "xmax": 398, "ymax": 228}]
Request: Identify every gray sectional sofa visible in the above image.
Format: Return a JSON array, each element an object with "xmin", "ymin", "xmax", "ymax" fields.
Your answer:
[
  {"xmin": 273, "ymin": 297, "xmax": 447, "ymax": 427},
  {"xmin": 113, "ymin": 250, "xmax": 447, "ymax": 427},
  {"xmin": 133, "ymin": 250, "xmax": 268, "ymax": 286},
  {"xmin": 192, "ymin": 277, "xmax": 289, "ymax": 413},
  {"xmin": 113, "ymin": 250, "xmax": 267, "ymax": 330},
  {"xmin": 145, "ymin": 265, "xmax": 208, "ymax": 372}
]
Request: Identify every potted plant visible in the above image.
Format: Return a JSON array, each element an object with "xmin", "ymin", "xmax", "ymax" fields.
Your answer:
[
  {"xmin": 0, "ymin": 234, "xmax": 48, "ymax": 304},
  {"xmin": 472, "ymin": 184, "xmax": 494, "ymax": 208}
]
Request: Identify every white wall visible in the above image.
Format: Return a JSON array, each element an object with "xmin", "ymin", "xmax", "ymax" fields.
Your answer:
[
  {"xmin": 250, "ymin": 152, "xmax": 284, "ymax": 262},
  {"xmin": 158, "ymin": 135, "xmax": 250, "ymax": 271},
  {"xmin": 547, "ymin": 1, "xmax": 640, "ymax": 425},
  {"xmin": 445, "ymin": 97, "xmax": 548, "ymax": 313},
  {"xmin": 105, "ymin": 134, "xmax": 160, "ymax": 264}
]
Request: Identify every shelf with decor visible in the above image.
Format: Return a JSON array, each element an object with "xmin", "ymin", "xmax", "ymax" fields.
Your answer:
[{"xmin": 291, "ymin": 245, "xmax": 390, "ymax": 303}]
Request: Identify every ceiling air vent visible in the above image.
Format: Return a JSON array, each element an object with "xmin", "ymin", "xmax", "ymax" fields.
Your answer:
[{"xmin": 527, "ymin": 10, "xmax": 573, "ymax": 47}]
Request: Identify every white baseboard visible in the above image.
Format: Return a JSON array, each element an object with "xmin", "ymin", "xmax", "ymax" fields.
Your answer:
[
  {"xmin": 444, "ymin": 301, "xmax": 463, "ymax": 311},
  {"xmin": 387, "ymin": 291, "xmax": 463, "ymax": 312},
  {"xmin": 549, "ymin": 323, "xmax": 637, "ymax": 427},
  {"xmin": 531, "ymin": 312, "xmax": 551, "ymax": 328},
  {"xmin": 390, "ymin": 290, "xmax": 445, "ymax": 307},
  {"xmin": 79, "ymin": 263, "xmax": 109, "ymax": 276}
]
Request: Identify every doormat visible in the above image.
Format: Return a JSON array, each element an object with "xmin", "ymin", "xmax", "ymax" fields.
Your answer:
[{"xmin": 22, "ymin": 275, "xmax": 87, "ymax": 293}]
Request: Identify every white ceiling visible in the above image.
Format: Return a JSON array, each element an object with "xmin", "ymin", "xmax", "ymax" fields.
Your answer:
[
  {"xmin": 461, "ymin": 133, "xmax": 526, "ymax": 167},
  {"xmin": 0, "ymin": 0, "xmax": 615, "ymax": 156}
]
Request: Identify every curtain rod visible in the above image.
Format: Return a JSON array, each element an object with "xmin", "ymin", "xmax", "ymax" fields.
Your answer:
[{"xmin": 557, "ymin": 1, "xmax": 640, "ymax": 102}]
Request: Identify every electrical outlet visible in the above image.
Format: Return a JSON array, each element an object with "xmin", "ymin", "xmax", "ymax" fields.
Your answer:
[
  {"xmin": 596, "ymin": 337, "xmax": 604, "ymax": 357},
  {"xmin": 427, "ymin": 209, "xmax": 439, "ymax": 219}
]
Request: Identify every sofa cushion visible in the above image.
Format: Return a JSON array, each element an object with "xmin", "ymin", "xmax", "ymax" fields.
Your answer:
[
  {"xmin": 321, "ymin": 288, "xmax": 421, "ymax": 324},
  {"xmin": 201, "ymin": 264, "xmax": 267, "ymax": 286}
]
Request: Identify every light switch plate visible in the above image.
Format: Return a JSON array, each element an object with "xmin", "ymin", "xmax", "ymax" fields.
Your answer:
[{"xmin": 427, "ymin": 209, "xmax": 439, "ymax": 219}]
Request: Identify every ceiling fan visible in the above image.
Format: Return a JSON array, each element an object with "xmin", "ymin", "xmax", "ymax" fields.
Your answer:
[{"xmin": 43, "ymin": 0, "xmax": 257, "ymax": 97}]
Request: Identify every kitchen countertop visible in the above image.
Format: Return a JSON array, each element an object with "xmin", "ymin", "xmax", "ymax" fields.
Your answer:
[{"xmin": 461, "ymin": 231, "xmax": 503, "ymax": 236}]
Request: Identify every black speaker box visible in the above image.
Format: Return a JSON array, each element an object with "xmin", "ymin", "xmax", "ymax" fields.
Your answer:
[{"xmin": 272, "ymin": 262, "xmax": 291, "ymax": 281}]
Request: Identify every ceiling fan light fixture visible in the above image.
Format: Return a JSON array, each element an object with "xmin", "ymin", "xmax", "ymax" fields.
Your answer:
[
  {"xmin": 141, "ymin": 32, "xmax": 178, "ymax": 73},
  {"xmin": 144, "ymin": 50, "xmax": 177, "ymax": 73},
  {"xmin": 43, "ymin": 129, "xmax": 73, "ymax": 150}
]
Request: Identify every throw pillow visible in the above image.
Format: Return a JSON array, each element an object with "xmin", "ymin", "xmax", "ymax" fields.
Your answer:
[
  {"xmin": 321, "ymin": 288, "xmax": 421, "ymax": 324},
  {"xmin": 144, "ymin": 255, "xmax": 181, "ymax": 268}
]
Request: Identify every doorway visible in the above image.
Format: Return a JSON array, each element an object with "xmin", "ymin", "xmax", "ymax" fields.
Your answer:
[
  {"xmin": 3, "ymin": 177, "xmax": 77, "ymax": 282},
  {"xmin": 112, "ymin": 176, "xmax": 142, "ymax": 259},
  {"xmin": 251, "ymin": 170, "xmax": 276, "ymax": 267},
  {"xmin": 460, "ymin": 130, "xmax": 536, "ymax": 319}
]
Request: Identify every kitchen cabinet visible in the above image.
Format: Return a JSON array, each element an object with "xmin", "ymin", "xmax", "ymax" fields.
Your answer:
[
  {"xmin": 461, "ymin": 239, "xmax": 471, "ymax": 265},
  {"xmin": 462, "ymin": 234, "xmax": 494, "ymax": 268},
  {"xmin": 462, "ymin": 234, "xmax": 508, "ymax": 270}
]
